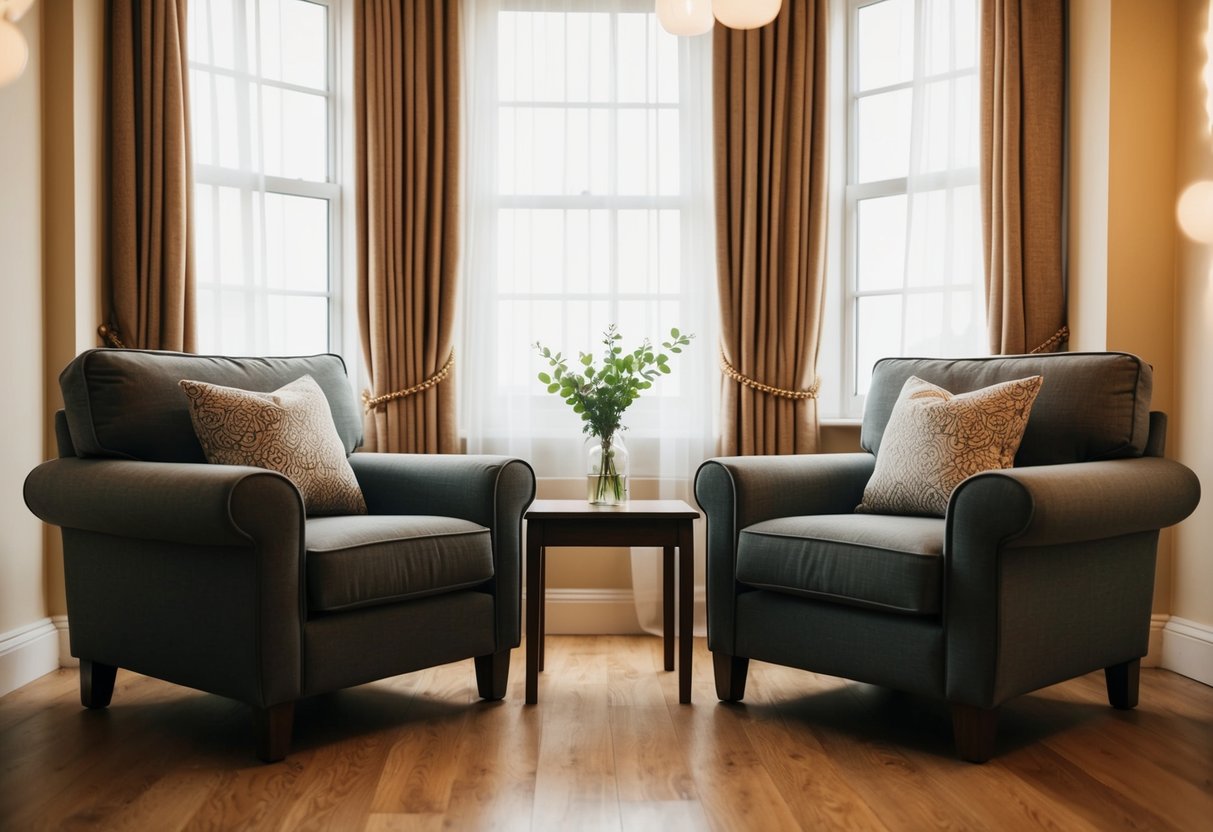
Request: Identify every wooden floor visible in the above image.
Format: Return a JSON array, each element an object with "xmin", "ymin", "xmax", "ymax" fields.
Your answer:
[{"xmin": 1, "ymin": 636, "xmax": 1210, "ymax": 831}]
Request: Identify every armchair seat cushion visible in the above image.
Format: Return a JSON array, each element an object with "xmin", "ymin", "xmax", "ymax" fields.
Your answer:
[
  {"xmin": 305, "ymin": 516, "xmax": 494, "ymax": 613},
  {"xmin": 735, "ymin": 514, "xmax": 945, "ymax": 615}
]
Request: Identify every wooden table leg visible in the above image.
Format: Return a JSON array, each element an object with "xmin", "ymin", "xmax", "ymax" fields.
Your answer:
[
  {"xmin": 678, "ymin": 521, "xmax": 694, "ymax": 704},
  {"xmin": 538, "ymin": 540, "xmax": 547, "ymax": 672},
  {"xmin": 663, "ymin": 545, "xmax": 675, "ymax": 672},
  {"xmin": 526, "ymin": 522, "xmax": 543, "ymax": 705}
]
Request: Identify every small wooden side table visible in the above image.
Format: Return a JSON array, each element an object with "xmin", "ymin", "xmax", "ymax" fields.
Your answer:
[{"xmin": 524, "ymin": 499, "xmax": 700, "ymax": 705}]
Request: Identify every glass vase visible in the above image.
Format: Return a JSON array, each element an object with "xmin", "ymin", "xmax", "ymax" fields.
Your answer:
[{"xmin": 585, "ymin": 433, "xmax": 629, "ymax": 506}]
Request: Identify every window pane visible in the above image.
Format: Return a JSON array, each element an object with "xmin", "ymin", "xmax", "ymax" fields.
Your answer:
[
  {"xmin": 264, "ymin": 193, "xmax": 328, "ymax": 292},
  {"xmin": 926, "ymin": 0, "xmax": 978, "ymax": 75},
  {"xmin": 856, "ymin": 195, "xmax": 906, "ymax": 292},
  {"xmin": 916, "ymin": 76, "xmax": 978, "ymax": 173},
  {"xmin": 258, "ymin": 0, "xmax": 328, "ymax": 90},
  {"xmin": 857, "ymin": 89, "xmax": 911, "ymax": 182},
  {"xmin": 266, "ymin": 295, "xmax": 328, "ymax": 355},
  {"xmin": 261, "ymin": 88, "xmax": 328, "ymax": 180},
  {"xmin": 857, "ymin": 0, "xmax": 914, "ymax": 91},
  {"xmin": 189, "ymin": 0, "xmax": 237, "ymax": 71},
  {"xmin": 855, "ymin": 294, "xmax": 903, "ymax": 395},
  {"xmin": 617, "ymin": 13, "xmax": 651, "ymax": 103}
]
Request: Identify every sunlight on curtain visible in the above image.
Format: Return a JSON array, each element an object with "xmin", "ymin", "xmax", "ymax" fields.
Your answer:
[{"xmin": 460, "ymin": 0, "xmax": 716, "ymax": 635}]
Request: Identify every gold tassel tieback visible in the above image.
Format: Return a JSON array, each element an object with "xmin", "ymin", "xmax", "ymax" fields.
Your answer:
[
  {"xmin": 1029, "ymin": 325, "xmax": 1070, "ymax": 354},
  {"xmin": 719, "ymin": 347, "xmax": 820, "ymax": 400},
  {"xmin": 362, "ymin": 350, "xmax": 456, "ymax": 412},
  {"xmin": 97, "ymin": 323, "xmax": 126, "ymax": 348}
]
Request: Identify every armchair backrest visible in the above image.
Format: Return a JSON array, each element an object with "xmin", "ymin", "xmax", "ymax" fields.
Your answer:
[
  {"xmin": 59, "ymin": 349, "xmax": 363, "ymax": 462},
  {"xmin": 860, "ymin": 352, "xmax": 1153, "ymax": 467}
]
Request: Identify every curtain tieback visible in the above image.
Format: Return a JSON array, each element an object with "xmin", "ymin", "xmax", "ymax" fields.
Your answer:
[
  {"xmin": 362, "ymin": 350, "xmax": 456, "ymax": 412},
  {"xmin": 719, "ymin": 347, "xmax": 820, "ymax": 400},
  {"xmin": 97, "ymin": 324, "xmax": 126, "ymax": 348},
  {"xmin": 1029, "ymin": 325, "xmax": 1070, "ymax": 354}
]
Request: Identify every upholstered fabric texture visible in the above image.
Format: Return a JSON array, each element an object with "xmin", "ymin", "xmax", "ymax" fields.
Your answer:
[
  {"xmin": 857, "ymin": 374, "xmax": 1043, "ymax": 517},
  {"xmin": 180, "ymin": 375, "xmax": 367, "ymax": 516},
  {"xmin": 304, "ymin": 515, "xmax": 493, "ymax": 613}
]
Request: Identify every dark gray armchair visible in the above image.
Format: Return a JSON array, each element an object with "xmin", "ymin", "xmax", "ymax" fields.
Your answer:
[
  {"xmin": 25, "ymin": 349, "xmax": 535, "ymax": 762},
  {"xmin": 695, "ymin": 352, "xmax": 1200, "ymax": 761}
]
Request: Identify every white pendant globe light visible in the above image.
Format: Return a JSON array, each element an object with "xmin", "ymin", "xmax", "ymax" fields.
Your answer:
[
  {"xmin": 0, "ymin": 18, "xmax": 28, "ymax": 88},
  {"xmin": 714, "ymin": 0, "xmax": 782, "ymax": 30},
  {"xmin": 657, "ymin": 0, "xmax": 714, "ymax": 36}
]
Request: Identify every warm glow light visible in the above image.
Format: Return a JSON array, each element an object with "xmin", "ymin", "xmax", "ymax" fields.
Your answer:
[
  {"xmin": 714, "ymin": 0, "xmax": 782, "ymax": 30},
  {"xmin": 657, "ymin": 0, "xmax": 714, "ymax": 36},
  {"xmin": 4, "ymin": 0, "xmax": 35, "ymax": 22},
  {"xmin": 1178, "ymin": 180, "xmax": 1213, "ymax": 243},
  {"xmin": 0, "ymin": 18, "xmax": 28, "ymax": 87}
]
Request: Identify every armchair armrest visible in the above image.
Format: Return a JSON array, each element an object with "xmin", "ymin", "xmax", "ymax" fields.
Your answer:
[
  {"xmin": 347, "ymin": 453, "xmax": 536, "ymax": 649},
  {"xmin": 951, "ymin": 457, "xmax": 1200, "ymax": 549},
  {"xmin": 694, "ymin": 453, "xmax": 876, "ymax": 654},
  {"xmin": 944, "ymin": 457, "xmax": 1200, "ymax": 707},
  {"xmin": 25, "ymin": 457, "xmax": 304, "ymax": 546},
  {"xmin": 24, "ymin": 458, "xmax": 305, "ymax": 706}
]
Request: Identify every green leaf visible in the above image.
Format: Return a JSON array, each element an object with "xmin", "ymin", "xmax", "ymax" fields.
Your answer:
[
  {"xmin": 660, "ymin": 364, "xmax": 672, "ymax": 374},
  {"xmin": 671, "ymin": 327, "xmax": 680, "ymax": 337},
  {"xmin": 585, "ymin": 367, "xmax": 595, "ymax": 379},
  {"xmin": 547, "ymin": 383, "xmax": 560, "ymax": 393},
  {"xmin": 581, "ymin": 353, "xmax": 593, "ymax": 366},
  {"xmin": 573, "ymin": 403, "xmax": 585, "ymax": 413},
  {"xmin": 538, "ymin": 372, "xmax": 551, "ymax": 384}
]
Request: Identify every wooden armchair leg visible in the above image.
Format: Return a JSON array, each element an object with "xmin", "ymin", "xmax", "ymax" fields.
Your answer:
[
  {"xmin": 79, "ymin": 660, "xmax": 117, "ymax": 709},
  {"xmin": 712, "ymin": 652, "xmax": 749, "ymax": 703},
  {"xmin": 1105, "ymin": 658, "xmax": 1141, "ymax": 710},
  {"xmin": 254, "ymin": 702, "xmax": 295, "ymax": 763},
  {"xmin": 475, "ymin": 650, "xmax": 511, "ymax": 701},
  {"xmin": 951, "ymin": 703, "xmax": 999, "ymax": 763}
]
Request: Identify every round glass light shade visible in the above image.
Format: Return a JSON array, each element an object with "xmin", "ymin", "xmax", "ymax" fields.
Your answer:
[
  {"xmin": 1178, "ymin": 180, "xmax": 1213, "ymax": 244},
  {"xmin": 657, "ymin": 0, "xmax": 714, "ymax": 36},
  {"xmin": 0, "ymin": 19, "xmax": 28, "ymax": 88},
  {"xmin": 714, "ymin": 0, "xmax": 782, "ymax": 29}
]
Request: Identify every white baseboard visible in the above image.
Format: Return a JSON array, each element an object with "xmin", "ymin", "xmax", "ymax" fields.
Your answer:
[
  {"xmin": 532, "ymin": 589, "xmax": 644, "ymax": 635},
  {"xmin": 1161, "ymin": 616, "xmax": 1213, "ymax": 686},
  {"xmin": 52, "ymin": 615, "xmax": 76, "ymax": 668},
  {"xmin": 0, "ymin": 618, "xmax": 61, "ymax": 697},
  {"xmin": 1143, "ymin": 613, "xmax": 1169, "ymax": 668}
]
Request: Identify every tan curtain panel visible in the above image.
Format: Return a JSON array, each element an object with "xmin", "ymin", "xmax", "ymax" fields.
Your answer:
[
  {"xmin": 713, "ymin": 0, "xmax": 830, "ymax": 456},
  {"xmin": 355, "ymin": 0, "xmax": 460, "ymax": 454},
  {"xmin": 981, "ymin": 0, "xmax": 1067, "ymax": 355},
  {"xmin": 104, "ymin": 0, "xmax": 195, "ymax": 352}
]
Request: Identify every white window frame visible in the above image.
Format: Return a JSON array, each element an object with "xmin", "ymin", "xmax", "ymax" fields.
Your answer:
[
  {"xmin": 476, "ymin": 1, "xmax": 712, "ymax": 440},
  {"xmin": 190, "ymin": 0, "xmax": 345, "ymax": 358},
  {"xmin": 828, "ymin": 0, "xmax": 982, "ymax": 419}
]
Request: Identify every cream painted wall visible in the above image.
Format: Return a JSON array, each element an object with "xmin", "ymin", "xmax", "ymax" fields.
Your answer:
[
  {"xmin": 1172, "ymin": 0, "xmax": 1213, "ymax": 630},
  {"xmin": 0, "ymin": 7, "xmax": 47, "ymax": 635},
  {"xmin": 1068, "ymin": 0, "xmax": 1111, "ymax": 353},
  {"xmin": 1068, "ymin": 0, "xmax": 1181, "ymax": 616},
  {"xmin": 40, "ymin": 0, "xmax": 106, "ymax": 620}
]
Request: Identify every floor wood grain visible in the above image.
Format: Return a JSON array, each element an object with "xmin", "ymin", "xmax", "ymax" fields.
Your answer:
[{"xmin": 1, "ymin": 636, "xmax": 1210, "ymax": 831}]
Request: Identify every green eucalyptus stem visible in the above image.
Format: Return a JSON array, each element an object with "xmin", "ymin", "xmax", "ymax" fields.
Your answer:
[
  {"xmin": 591, "ymin": 434, "xmax": 625, "ymax": 503},
  {"xmin": 534, "ymin": 324, "xmax": 694, "ymax": 443}
]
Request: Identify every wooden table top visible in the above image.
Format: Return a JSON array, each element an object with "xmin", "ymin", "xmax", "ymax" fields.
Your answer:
[{"xmin": 525, "ymin": 499, "xmax": 700, "ymax": 520}]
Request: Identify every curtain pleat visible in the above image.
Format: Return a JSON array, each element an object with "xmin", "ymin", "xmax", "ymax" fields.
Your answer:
[
  {"xmin": 356, "ymin": 0, "xmax": 460, "ymax": 453},
  {"xmin": 713, "ymin": 0, "xmax": 829, "ymax": 456},
  {"xmin": 105, "ymin": 0, "xmax": 195, "ymax": 352},
  {"xmin": 981, "ymin": 0, "xmax": 1067, "ymax": 355}
]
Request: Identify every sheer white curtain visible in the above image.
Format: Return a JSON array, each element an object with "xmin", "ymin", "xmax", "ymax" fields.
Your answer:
[
  {"xmin": 900, "ymin": 0, "xmax": 984, "ymax": 359},
  {"xmin": 460, "ymin": 0, "xmax": 716, "ymax": 634}
]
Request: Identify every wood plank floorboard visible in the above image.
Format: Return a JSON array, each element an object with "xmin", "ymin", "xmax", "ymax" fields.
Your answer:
[{"xmin": 0, "ymin": 636, "xmax": 1210, "ymax": 831}]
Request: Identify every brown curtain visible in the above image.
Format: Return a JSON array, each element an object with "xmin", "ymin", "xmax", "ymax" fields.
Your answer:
[
  {"xmin": 104, "ymin": 0, "xmax": 195, "ymax": 352},
  {"xmin": 355, "ymin": 0, "xmax": 460, "ymax": 454},
  {"xmin": 713, "ymin": 0, "xmax": 829, "ymax": 456},
  {"xmin": 981, "ymin": 0, "xmax": 1067, "ymax": 355}
]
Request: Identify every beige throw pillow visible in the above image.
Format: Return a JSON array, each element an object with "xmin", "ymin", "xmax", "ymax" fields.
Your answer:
[
  {"xmin": 856, "ymin": 374, "xmax": 1044, "ymax": 517},
  {"xmin": 179, "ymin": 375, "xmax": 367, "ymax": 516}
]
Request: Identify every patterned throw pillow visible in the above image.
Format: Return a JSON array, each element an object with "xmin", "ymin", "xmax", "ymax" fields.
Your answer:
[
  {"xmin": 179, "ymin": 375, "xmax": 367, "ymax": 516},
  {"xmin": 856, "ymin": 374, "xmax": 1044, "ymax": 517}
]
